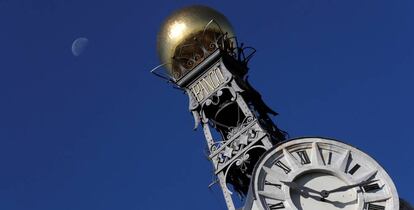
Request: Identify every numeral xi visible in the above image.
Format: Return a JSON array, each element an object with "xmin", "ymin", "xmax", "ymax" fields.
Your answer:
[{"xmin": 296, "ymin": 150, "xmax": 310, "ymax": 164}]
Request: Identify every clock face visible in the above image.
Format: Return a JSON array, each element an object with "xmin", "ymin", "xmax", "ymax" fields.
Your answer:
[{"xmin": 252, "ymin": 137, "xmax": 399, "ymax": 210}]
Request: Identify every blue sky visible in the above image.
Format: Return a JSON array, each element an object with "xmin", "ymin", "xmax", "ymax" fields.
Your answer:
[{"xmin": 0, "ymin": 0, "xmax": 413, "ymax": 209}]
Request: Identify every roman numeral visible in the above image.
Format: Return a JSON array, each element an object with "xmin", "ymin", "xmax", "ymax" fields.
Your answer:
[
  {"xmin": 268, "ymin": 202, "xmax": 284, "ymax": 209},
  {"xmin": 363, "ymin": 183, "xmax": 380, "ymax": 192},
  {"xmin": 296, "ymin": 150, "xmax": 311, "ymax": 164},
  {"xmin": 283, "ymin": 148, "xmax": 301, "ymax": 170},
  {"xmin": 367, "ymin": 203, "xmax": 385, "ymax": 210},
  {"xmin": 348, "ymin": 164, "xmax": 361, "ymax": 175},
  {"xmin": 327, "ymin": 152, "xmax": 333, "ymax": 165},
  {"xmin": 275, "ymin": 161, "xmax": 291, "ymax": 174},
  {"xmin": 265, "ymin": 180, "xmax": 282, "ymax": 189}
]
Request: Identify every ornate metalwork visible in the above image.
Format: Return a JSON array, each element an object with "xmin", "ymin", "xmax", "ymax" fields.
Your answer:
[
  {"xmin": 171, "ymin": 29, "xmax": 235, "ymax": 80},
  {"xmin": 152, "ymin": 10, "xmax": 286, "ymax": 210}
]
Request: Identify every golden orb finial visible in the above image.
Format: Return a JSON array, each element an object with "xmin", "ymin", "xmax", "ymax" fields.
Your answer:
[{"xmin": 157, "ymin": 5, "xmax": 235, "ymax": 80}]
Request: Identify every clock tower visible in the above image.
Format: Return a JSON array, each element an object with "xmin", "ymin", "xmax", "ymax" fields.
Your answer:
[{"xmin": 152, "ymin": 5, "xmax": 409, "ymax": 210}]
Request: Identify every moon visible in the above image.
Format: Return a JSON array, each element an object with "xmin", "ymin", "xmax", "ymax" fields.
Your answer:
[{"xmin": 71, "ymin": 37, "xmax": 89, "ymax": 56}]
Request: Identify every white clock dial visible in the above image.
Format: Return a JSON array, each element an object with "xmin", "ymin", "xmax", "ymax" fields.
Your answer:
[{"xmin": 252, "ymin": 137, "xmax": 399, "ymax": 210}]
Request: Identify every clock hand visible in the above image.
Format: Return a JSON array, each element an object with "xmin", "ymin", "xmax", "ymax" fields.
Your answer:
[
  {"xmin": 280, "ymin": 181, "xmax": 320, "ymax": 195},
  {"xmin": 280, "ymin": 181, "xmax": 328, "ymax": 202},
  {"xmin": 320, "ymin": 179, "xmax": 378, "ymax": 198}
]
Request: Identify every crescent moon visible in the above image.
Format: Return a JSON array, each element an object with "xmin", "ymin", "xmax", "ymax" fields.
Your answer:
[{"xmin": 71, "ymin": 37, "xmax": 89, "ymax": 56}]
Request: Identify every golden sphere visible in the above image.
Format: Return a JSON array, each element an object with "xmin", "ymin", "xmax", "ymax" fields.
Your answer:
[{"xmin": 157, "ymin": 5, "xmax": 235, "ymax": 80}]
